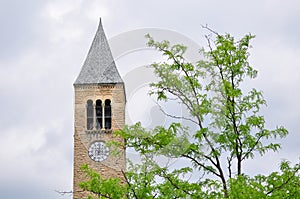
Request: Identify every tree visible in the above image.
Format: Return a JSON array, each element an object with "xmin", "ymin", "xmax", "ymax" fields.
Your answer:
[{"xmin": 80, "ymin": 28, "xmax": 300, "ymax": 198}]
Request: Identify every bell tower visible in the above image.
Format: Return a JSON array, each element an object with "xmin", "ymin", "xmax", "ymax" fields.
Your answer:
[{"xmin": 73, "ymin": 19, "xmax": 126, "ymax": 199}]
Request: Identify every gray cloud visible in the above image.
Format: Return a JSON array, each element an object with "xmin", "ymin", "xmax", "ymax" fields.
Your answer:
[
  {"xmin": 0, "ymin": 0, "xmax": 299, "ymax": 198},
  {"xmin": 0, "ymin": 0, "xmax": 45, "ymax": 61}
]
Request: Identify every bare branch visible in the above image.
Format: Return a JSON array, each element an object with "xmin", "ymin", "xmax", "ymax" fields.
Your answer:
[
  {"xmin": 241, "ymin": 131, "xmax": 264, "ymax": 161},
  {"xmin": 154, "ymin": 101, "xmax": 199, "ymax": 125},
  {"xmin": 181, "ymin": 154, "xmax": 221, "ymax": 177},
  {"xmin": 227, "ymin": 155, "xmax": 233, "ymax": 178},
  {"xmin": 201, "ymin": 24, "xmax": 220, "ymax": 36}
]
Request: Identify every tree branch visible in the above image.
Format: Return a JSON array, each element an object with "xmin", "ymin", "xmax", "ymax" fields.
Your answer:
[
  {"xmin": 201, "ymin": 24, "xmax": 220, "ymax": 36},
  {"xmin": 241, "ymin": 132, "xmax": 263, "ymax": 161},
  {"xmin": 122, "ymin": 170, "xmax": 139, "ymax": 199},
  {"xmin": 154, "ymin": 101, "xmax": 199, "ymax": 125},
  {"xmin": 181, "ymin": 154, "xmax": 220, "ymax": 177}
]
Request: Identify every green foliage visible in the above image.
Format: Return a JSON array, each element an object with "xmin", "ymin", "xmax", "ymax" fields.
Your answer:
[
  {"xmin": 115, "ymin": 122, "xmax": 190, "ymax": 158},
  {"xmin": 80, "ymin": 30, "xmax": 299, "ymax": 198},
  {"xmin": 79, "ymin": 164, "xmax": 127, "ymax": 198},
  {"xmin": 229, "ymin": 161, "xmax": 300, "ymax": 198}
]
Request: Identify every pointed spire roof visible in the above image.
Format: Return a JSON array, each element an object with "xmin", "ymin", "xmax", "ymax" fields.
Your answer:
[{"xmin": 74, "ymin": 19, "xmax": 123, "ymax": 85}]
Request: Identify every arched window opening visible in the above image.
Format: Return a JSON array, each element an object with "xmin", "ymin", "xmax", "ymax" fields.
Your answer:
[
  {"xmin": 86, "ymin": 100, "xmax": 94, "ymax": 130},
  {"xmin": 95, "ymin": 100, "xmax": 102, "ymax": 130},
  {"xmin": 104, "ymin": 99, "xmax": 111, "ymax": 129}
]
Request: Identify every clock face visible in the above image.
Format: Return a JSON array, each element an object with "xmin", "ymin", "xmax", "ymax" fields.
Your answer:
[{"xmin": 88, "ymin": 141, "xmax": 110, "ymax": 162}]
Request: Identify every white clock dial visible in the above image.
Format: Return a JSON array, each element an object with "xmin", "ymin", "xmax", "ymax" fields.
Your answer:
[{"xmin": 88, "ymin": 141, "xmax": 109, "ymax": 162}]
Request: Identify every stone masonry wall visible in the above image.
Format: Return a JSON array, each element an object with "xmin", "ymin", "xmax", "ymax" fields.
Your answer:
[{"xmin": 73, "ymin": 84, "xmax": 126, "ymax": 199}]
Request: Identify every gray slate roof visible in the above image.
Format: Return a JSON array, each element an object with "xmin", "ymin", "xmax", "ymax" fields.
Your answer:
[{"xmin": 74, "ymin": 19, "xmax": 123, "ymax": 85}]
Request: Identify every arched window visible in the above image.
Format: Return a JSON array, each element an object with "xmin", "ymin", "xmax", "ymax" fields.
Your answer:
[
  {"xmin": 95, "ymin": 100, "xmax": 102, "ymax": 130},
  {"xmin": 86, "ymin": 100, "xmax": 94, "ymax": 130},
  {"xmin": 104, "ymin": 99, "xmax": 111, "ymax": 129}
]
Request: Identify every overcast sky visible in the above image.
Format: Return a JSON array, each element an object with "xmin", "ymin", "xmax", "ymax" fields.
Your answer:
[{"xmin": 0, "ymin": 0, "xmax": 299, "ymax": 198}]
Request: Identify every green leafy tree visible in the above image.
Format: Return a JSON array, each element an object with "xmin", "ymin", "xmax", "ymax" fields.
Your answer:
[{"xmin": 80, "ymin": 28, "xmax": 300, "ymax": 198}]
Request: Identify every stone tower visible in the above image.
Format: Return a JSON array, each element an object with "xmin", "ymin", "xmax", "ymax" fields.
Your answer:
[{"xmin": 73, "ymin": 19, "xmax": 126, "ymax": 199}]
